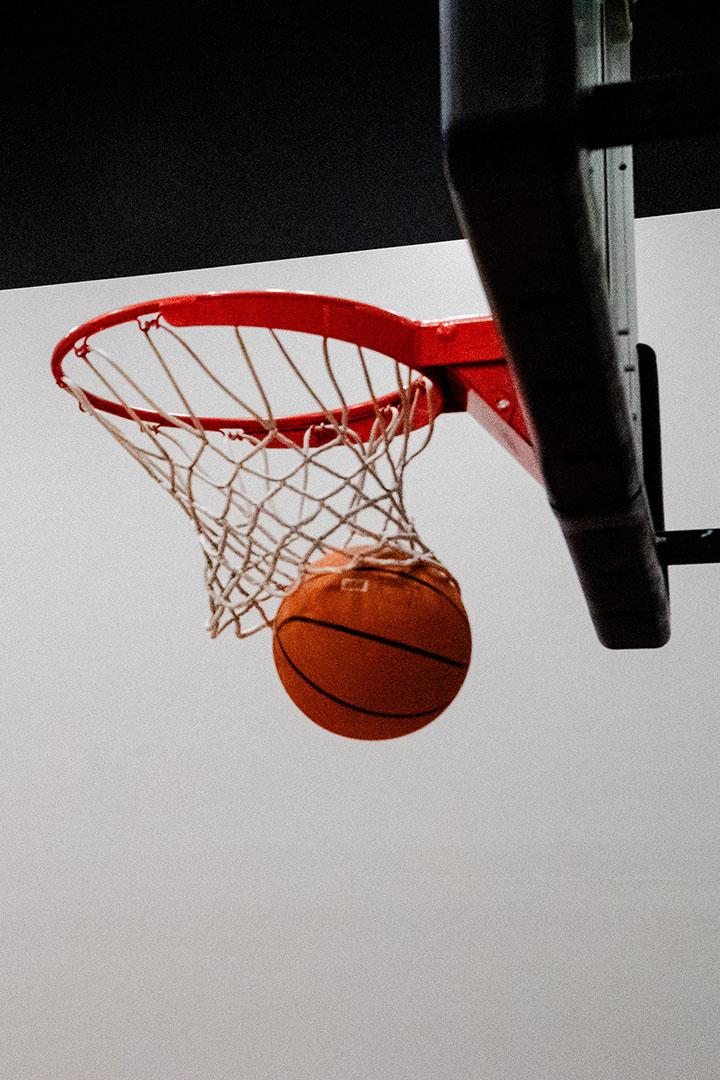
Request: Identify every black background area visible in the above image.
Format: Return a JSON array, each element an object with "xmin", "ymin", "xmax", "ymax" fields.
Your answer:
[{"xmin": 1, "ymin": 1, "xmax": 718, "ymax": 289}]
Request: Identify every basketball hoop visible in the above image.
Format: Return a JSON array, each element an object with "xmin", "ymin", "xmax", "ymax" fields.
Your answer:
[{"xmin": 52, "ymin": 290, "xmax": 523, "ymax": 638}]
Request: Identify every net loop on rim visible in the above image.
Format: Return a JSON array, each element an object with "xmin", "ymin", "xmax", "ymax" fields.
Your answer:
[{"xmin": 54, "ymin": 293, "xmax": 449, "ymax": 638}]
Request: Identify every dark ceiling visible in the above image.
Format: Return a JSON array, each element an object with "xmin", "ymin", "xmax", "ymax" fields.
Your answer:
[{"xmin": 2, "ymin": 1, "xmax": 718, "ymax": 289}]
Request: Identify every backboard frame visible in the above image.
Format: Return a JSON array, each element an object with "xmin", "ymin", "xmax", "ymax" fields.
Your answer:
[{"xmin": 440, "ymin": 0, "xmax": 670, "ymax": 648}]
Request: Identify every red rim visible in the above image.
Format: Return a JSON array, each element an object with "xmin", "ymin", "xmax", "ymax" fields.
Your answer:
[{"xmin": 51, "ymin": 290, "xmax": 503, "ymax": 444}]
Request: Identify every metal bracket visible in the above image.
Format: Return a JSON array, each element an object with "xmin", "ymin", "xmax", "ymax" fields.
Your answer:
[{"xmin": 657, "ymin": 531, "xmax": 720, "ymax": 566}]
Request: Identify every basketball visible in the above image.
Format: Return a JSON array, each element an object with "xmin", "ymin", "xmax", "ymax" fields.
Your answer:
[{"xmin": 272, "ymin": 546, "xmax": 472, "ymax": 740}]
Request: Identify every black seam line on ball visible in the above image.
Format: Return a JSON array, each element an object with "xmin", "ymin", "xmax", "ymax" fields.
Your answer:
[
  {"xmin": 274, "ymin": 637, "xmax": 456, "ymax": 719},
  {"xmin": 277, "ymin": 616, "xmax": 468, "ymax": 669},
  {"xmin": 351, "ymin": 565, "xmax": 467, "ymax": 617},
  {"xmin": 305, "ymin": 563, "xmax": 467, "ymax": 618}
]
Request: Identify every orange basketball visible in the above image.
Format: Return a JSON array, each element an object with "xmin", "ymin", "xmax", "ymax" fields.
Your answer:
[{"xmin": 272, "ymin": 546, "xmax": 472, "ymax": 740}]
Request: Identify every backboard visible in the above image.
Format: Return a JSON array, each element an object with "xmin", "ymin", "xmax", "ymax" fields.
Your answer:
[{"xmin": 440, "ymin": 0, "xmax": 670, "ymax": 648}]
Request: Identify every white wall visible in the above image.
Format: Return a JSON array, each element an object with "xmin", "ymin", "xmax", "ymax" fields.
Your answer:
[{"xmin": 2, "ymin": 211, "xmax": 719, "ymax": 1079}]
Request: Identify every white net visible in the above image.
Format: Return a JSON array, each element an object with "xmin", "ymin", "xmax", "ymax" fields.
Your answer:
[{"xmin": 61, "ymin": 312, "xmax": 440, "ymax": 637}]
